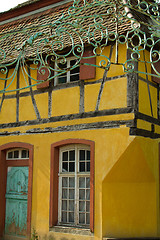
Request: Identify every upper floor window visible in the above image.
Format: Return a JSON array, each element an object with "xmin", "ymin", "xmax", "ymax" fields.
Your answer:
[
  {"xmin": 58, "ymin": 144, "xmax": 90, "ymax": 227},
  {"xmin": 54, "ymin": 58, "xmax": 80, "ymax": 86},
  {"xmin": 37, "ymin": 49, "xmax": 96, "ymax": 89},
  {"xmin": 7, "ymin": 149, "xmax": 29, "ymax": 160}
]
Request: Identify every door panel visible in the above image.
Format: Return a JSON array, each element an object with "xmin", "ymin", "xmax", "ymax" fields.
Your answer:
[{"xmin": 5, "ymin": 167, "xmax": 28, "ymax": 237}]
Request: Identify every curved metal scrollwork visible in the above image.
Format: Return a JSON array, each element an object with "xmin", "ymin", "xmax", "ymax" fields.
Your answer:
[{"xmin": 0, "ymin": 0, "xmax": 160, "ymax": 93}]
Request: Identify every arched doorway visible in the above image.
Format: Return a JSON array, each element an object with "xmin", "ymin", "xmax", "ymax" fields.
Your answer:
[{"xmin": 0, "ymin": 142, "xmax": 33, "ymax": 240}]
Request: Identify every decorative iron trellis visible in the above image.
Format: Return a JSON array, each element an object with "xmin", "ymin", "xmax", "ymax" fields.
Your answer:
[{"xmin": 0, "ymin": 0, "xmax": 160, "ymax": 93}]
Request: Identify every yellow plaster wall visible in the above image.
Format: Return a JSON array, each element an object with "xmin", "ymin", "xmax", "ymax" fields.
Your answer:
[
  {"xmin": 0, "ymin": 98, "xmax": 16, "ymax": 123},
  {"xmin": 102, "ymin": 182, "xmax": 157, "ymax": 238},
  {"xmin": 96, "ymin": 44, "xmax": 126, "ymax": 80},
  {"xmin": 99, "ymin": 77, "xmax": 127, "ymax": 110},
  {"xmin": 102, "ymin": 137, "xmax": 159, "ymax": 238},
  {"xmin": 4, "ymin": 68, "xmax": 17, "ymax": 94},
  {"xmin": 139, "ymin": 80, "xmax": 157, "ymax": 118},
  {"xmin": 52, "ymin": 87, "xmax": 80, "ymax": 116},
  {"xmin": 30, "ymin": 63, "xmax": 39, "ymax": 92},
  {"xmin": 34, "ymin": 93, "xmax": 49, "ymax": 118},
  {"xmin": 85, "ymin": 83, "xmax": 100, "ymax": 112},
  {"xmin": 138, "ymin": 49, "xmax": 152, "ymax": 82},
  {"xmin": 0, "ymin": 128, "xmax": 159, "ymax": 239},
  {"xmin": 85, "ymin": 77, "xmax": 127, "ymax": 112},
  {"xmin": 19, "ymin": 96, "xmax": 37, "ymax": 121},
  {"xmin": 138, "ymin": 49, "xmax": 160, "ymax": 133}
]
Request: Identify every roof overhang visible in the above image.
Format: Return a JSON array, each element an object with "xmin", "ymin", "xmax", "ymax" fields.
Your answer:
[{"xmin": 0, "ymin": 0, "xmax": 72, "ymax": 24}]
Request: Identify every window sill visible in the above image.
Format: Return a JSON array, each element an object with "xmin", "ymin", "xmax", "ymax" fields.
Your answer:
[{"xmin": 50, "ymin": 225, "xmax": 93, "ymax": 236}]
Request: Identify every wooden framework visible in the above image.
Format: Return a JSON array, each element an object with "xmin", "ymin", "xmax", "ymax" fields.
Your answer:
[{"xmin": 0, "ymin": 142, "xmax": 33, "ymax": 239}]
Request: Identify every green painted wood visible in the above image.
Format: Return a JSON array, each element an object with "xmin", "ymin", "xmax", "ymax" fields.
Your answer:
[{"xmin": 5, "ymin": 167, "xmax": 28, "ymax": 237}]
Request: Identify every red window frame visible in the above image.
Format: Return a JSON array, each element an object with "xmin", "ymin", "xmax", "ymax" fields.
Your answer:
[{"xmin": 50, "ymin": 139, "xmax": 95, "ymax": 232}]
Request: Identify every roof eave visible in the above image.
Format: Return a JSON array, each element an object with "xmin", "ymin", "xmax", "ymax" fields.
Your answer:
[{"xmin": 0, "ymin": 0, "xmax": 65, "ymax": 23}]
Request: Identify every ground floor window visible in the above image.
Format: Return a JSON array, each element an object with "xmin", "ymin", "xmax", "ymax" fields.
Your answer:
[
  {"xmin": 50, "ymin": 139, "xmax": 94, "ymax": 232},
  {"xmin": 58, "ymin": 144, "xmax": 90, "ymax": 227}
]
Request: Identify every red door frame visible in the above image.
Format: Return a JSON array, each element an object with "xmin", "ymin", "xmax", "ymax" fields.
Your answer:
[{"xmin": 0, "ymin": 142, "xmax": 33, "ymax": 239}]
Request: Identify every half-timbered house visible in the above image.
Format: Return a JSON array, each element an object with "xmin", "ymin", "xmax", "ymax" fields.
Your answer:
[{"xmin": 0, "ymin": 0, "xmax": 160, "ymax": 239}]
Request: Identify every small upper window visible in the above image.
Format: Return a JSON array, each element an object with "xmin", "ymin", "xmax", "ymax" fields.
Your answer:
[
  {"xmin": 7, "ymin": 149, "xmax": 29, "ymax": 160},
  {"xmin": 54, "ymin": 58, "xmax": 79, "ymax": 85}
]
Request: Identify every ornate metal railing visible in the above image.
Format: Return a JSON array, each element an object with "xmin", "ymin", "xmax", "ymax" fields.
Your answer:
[{"xmin": 0, "ymin": 0, "xmax": 160, "ymax": 92}]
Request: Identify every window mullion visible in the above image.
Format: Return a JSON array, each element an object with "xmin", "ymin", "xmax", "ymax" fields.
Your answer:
[
  {"xmin": 67, "ymin": 60, "xmax": 70, "ymax": 83},
  {"xmin": 67, "ymin": 176, "xmax": 69, "ymax": 223},
  {"xmin": 75, "ymin": 146, "xmax": 78, "ymax": 225},
  {"xmin": 54, "ymin": 63, "xmax": 58, "ymax": 86},
  {"xmin": 58, "ymin": 176, "xmax": 62, "ymax": 223}
]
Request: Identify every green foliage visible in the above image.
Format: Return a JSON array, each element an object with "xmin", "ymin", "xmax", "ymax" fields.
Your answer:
[{"xmin": 31, "ymin": 228, "xmax": 39, "ymax": 240}]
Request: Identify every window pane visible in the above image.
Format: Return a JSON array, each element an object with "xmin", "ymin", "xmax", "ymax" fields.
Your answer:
[
  {"xmin": 79, "ymin": 201, "xmax": 85, "ymax": 212},
  {"xmin": 69, "ymin": 177, "xmax": 75, "ymax": 187},
  {"xmin": 62, "ymin": 212, "xmax": 67, "ymax": 223},
  {"xmin": 79, "ymin": 162, "xmax": 85, "ymax": 172},
  {"xmin": 62, "ymin": 200, "xmax": 67, "ymax": 210},
  {"xmin": 79, "ymin": 189, "xmax": 85, "ymax": 200},
  {"xmin": 14, "ymin": 150, "xmax": 19, "ymax": 158},
  {"xmin": 79, "ymin": 213, "xmax": 85, "ymax": 224},
  {"xmin": 86, "ymin": 213, "xmax": 90, "ymax": 224},
  {"xmin": 86, "ymin": 201, "xmax": 90, "ymax": 212},
  {"xmin": 79, "ymin": 177, "xmax": 85, "ymax": 188},
  {"xmin": 87, "ymin": 162, "xmax": 90, "ymax": 172},
  {"xmin": 22, "ymin": 150, "xmax": 27, "ymax": 158},
  {"xmin": 70, "ymin": 59, "xmax": 77, "ymax": 66},
  {"xmin": 69, "ymin": 200, "xmax": 74, "ymax": 211},
  {"xmin": 69, "ymin": 162, "xmax": 75, "ymax": 172},
  {"xmin": 62, "ymin": 162, "xmax": 68, "ymax": 172},
  {"xmin": 86, "ymin": 177, "xmax": 90, "ymax": 188},
  {"xmin": 86, "ymin": 189, "xmax": 90, "ymax": 200},
  {"xmin": 8, "ymin": 152, "xmax": 13, "ymax": 159},
  {"xmin": 62, "ymin": 189, "xmax": 67, "ymax": 199},
  {"xmin": 69, "ymin": 150, "xmax": 75, "ymax": 161},
  {"xmin": 62, "ymin": 151, "xmax": 68, "ymax": 161},
  {"xmin": 57, "ymin": 62, "xmax": 67, "ymax": 84},
  {"xmin": 70, "ymin": 65, "xmax": 79, "ymax": 75},
  {"xmin": 69, "ymin": 189, "xmax": 74, "ymax": 199},
  {"xmin": 58, "ymin": 62, "xmax": 67, "ymax": 72},
  {"xmin": 80, "ymin": 150, "xmax": 85, "ymax": 160},
  {"xmin": 58, "ymin": 76, "xmax": 67, "ymax": 84},
  {"xmin": 70, "ymin": 74, "xmax": 79, "ymax": 82},
  {"xmin": 69, "ymin": 212, "xmax": 74, "ymax": 223},
  {"xmin": 62, "ymin": 177, "xmax": 68, "ymax": 187},
  {"xmin": 87, "ymin": 150, "xmax": 90, "ymax": 160}
]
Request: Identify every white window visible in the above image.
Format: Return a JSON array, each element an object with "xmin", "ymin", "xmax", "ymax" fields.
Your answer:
[
  {"xmin": 58, "ymin": 144, "xmax": 90, "ymax": 227},
  {"xmin": 54, "ymin": 58, "xmax": 79, "ymax": 85},
  {"xmin": 7, "ymin": 149, "xmax": 29, "ymax": 160}
]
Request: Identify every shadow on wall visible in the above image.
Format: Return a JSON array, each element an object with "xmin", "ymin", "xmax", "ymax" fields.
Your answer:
[{"xmin": 102, "ymin": 139, "xmax": 157, "ymax": 238}]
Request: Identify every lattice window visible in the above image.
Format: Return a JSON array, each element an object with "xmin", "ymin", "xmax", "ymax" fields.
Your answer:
[
  {"xmin": 7, "ymin": 149, "xmax": 29, "ymax": 160},
  {"xmin": 54, "ymin": 58, "xmax": 79, "ymax": 85},
  {"xmin": 58, "ymin": 144, "xmax": 90, "ymax": 227}
]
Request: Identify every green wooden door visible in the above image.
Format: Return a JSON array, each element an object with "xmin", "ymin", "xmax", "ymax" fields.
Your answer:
[{"xmin": 5, "ymin": 167, "xmax": 28, "ymax": 237}]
